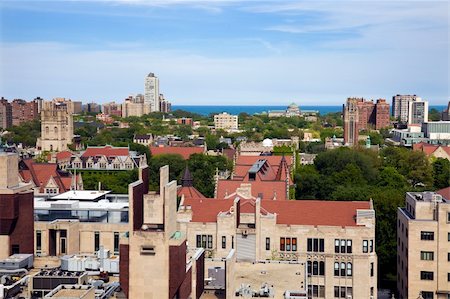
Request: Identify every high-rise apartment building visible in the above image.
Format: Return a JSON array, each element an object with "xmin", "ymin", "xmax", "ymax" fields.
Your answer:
[
  {"xmin": 159, "ymin": 94, "xmax": 171, "ymax": 113},
  {"xmin": 0, "ymin": 148, "xmax": 34, "ymax": 258},
  {"xmin": 0, "ymin": 98, "xmax": 12, "ymax": 129},
  {"xmin": 397, "ymin": 190, "xmax": 450, "ymax": 299},
  {"xmin": 214, "ymin": 112, "xmax": 239, "ymax": 131},
  {"xmin": 11, "ymin": 99, "xmax": 39, "ymax": 126},
  {"xmin": 36, "ymin": 99, "xmax": 74, "ymax": 152},
  {"xmin": 144, "ymin": 73, "xmax": 160, "ymax": 113},
  {"xmin": 392, "ymin": 95, "xmax": 427, "ymax": 123},
  {"xmin": 343, "ymin": 98, "xmax": 391, "ymax": 146},
  {"xmin": 102, "ymin": 101, "xmax": 122, "ymax": 117},
  {"xmin": 408, "ymin": 99, "xmax": 429, "ymax": 125}
]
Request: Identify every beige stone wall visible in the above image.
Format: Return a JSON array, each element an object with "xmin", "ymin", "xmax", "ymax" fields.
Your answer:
[
  {"xmin": 34, "ymin": 221, "xmax": 127, "ymax": 256},
  {"xmin": 0, "ymin": 235, "xmax": 10, "ymax": 259},
  {"xmin": 178, "ymin": 205, "xmax": 377, "ymax": 298},
  {"xmin": 398, "ymin": 197, "xmax": 450, "ymax": 299}
]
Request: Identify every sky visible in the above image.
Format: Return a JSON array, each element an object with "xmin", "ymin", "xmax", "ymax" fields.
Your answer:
[{"xmin": 0, "ymin": 0, "xmax": 448, "ymax": 105}]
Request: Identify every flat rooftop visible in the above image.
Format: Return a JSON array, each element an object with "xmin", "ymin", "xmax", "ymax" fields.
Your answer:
[
  {"xmin": 34, "ymin": 198, "xmax": 128, "ymax": 211},
  {"xmin": 51, "ymin": 190, "xmax": 111, "ymax": 201}
]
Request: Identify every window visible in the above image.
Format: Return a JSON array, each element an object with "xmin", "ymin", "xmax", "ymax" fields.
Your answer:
[
  {"xmin": 421, "ymin": 231, "xmax": 434, "ymax": 241},
  {"xmin": 94, "ymin": 231, "xmax": 100, "ymax": 252},
  {"xmin": 421, "ymin": 291, "xmax": 433, "ymax": 299},
  {"xmin": 421, "ymin": 251, "xmax": 434, "ymax": 261},
  {"xmin": 335, "ymin": 239, "xmax": 352, "ymax": 253},
  {"xmin": 36, "ymin": 230, "xmax": 42, "ymax": 252},
  {"xmin": 307, "ymin": 284, "xmax": 325, "ymax": 298},
  {"xmin": 114, "ymin": 232, "xmax": 120, "ymax": 254},
  {"xmin": 307, "ymin": 238, "xmax": 324, "ymax": 252},
  {"xmin": 448, "ymin": 273, "xmax": 450, "ymax": 282},
  {"xmin": 207, "ymin": 235, "xmax": 213, "ymax": 249},
  {"xmin": 420, "ymin": 271, "xmax": 434, "ymax": 280},
  {"xmin": 308, "ymin": 261, "xmax": 325, "ymax": 276},
  {"xmin": 369, "ymin": 240, "xmax": 374, "ymax": 252},
  {"xmin": 231, "ymin": 236, "xmax": 234, "ymax": 249},
  {"xmin": 222, "ymin": 236, "xmax": 226, "ymax": 249},
  {"xmin": 347, "ymin": 262, "xmax": 352, "ymax": 276},
  {"xmin": 448, "ymin": 253, "xmax": 450, "ymax": 261},
  {"xmin": 370, "ymin": 262, "xmax": 374, "ymax": 277},
  {"xmin": 334, "ymin": 262, "xmax": 339, "ymax": 276},
  {"xmin": 347, "ymin": 240, "xmax": 352, "ymax": 253},
  {"xmin": 11, "ymin": 245, "xmax": 19, "ymax": 254},
  {"xmin": 448, "ymin": 212, "xmax": 450, "ymax": 222},
  {"xmin": 340, "ymin": 262, "xmax": 346, "ymax": 276},
  {"xmin": 280, "ymin": 237, "xmax": 297, "ymax": 252},
  {"xmin": 334, "ymin": 286, "xmax": 352, "ymax": 298},
  {"xmin": 448, "ymin": 232, "xmax": 450, "ymax": 242},
  {"xmin": 196, "ymin": 234, "xmax": 213, "ymax": 249},
  {"xmin": 265, "ymin": 238, "xmax": 270, "ymax": 251},
  {"xmin": 363, "ymin": 240, "xmax": 368, "ymax": 253}
]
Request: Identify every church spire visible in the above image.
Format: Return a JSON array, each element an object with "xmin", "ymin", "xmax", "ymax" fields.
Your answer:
[{"xmin": 181, "ymin": 166, "xmax": 193, "ymax": 187}]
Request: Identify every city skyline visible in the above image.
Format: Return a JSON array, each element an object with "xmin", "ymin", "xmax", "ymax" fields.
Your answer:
[{"xmin": 0, "ymin": 0, "xmax": 449, "ymax": 105}]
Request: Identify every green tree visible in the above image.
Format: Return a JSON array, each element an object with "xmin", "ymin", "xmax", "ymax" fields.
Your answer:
[
  {"xmin": 377, "ymin": 167, "xmax": 408, "ymax": 189},
  {"xmin": 432, "ymin": 158, "xmax": 450, "ymax": 189}
]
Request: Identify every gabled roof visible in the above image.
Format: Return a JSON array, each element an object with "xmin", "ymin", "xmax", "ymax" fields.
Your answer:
[
  {"xmin": 177, "ymin": 186, "xmax": 206, "ymax": 199},
  {"xmin": 437, "ymin": 187, "xmax": 450, "ymax": 200},
  {"xmin": 47, "ymin": 150, "xmax": 73, "ymax": 162},
  {"xmin": 149, "ymin": 146, "xmax": 204, "ymax": 160},
  {"xmin": 20, "ymin": 159, "xmax": 72, "ymax": 192},
  {"xmin": 216, "ymin": 180, "xmax": 287, "ymax": 200},
  {"xmin": 181, "ymin": 197, "xmax": 371, "ymax": 227},
  {"xmin": 412, "ymin": 142, "xmax": 450, "ymax": 157},
  {"xmin": 82, "ymin": 146, "xmax": 129, "ymax": 158}
]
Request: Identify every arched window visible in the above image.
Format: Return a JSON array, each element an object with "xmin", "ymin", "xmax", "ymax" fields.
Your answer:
[
  {"xmin": 54, "ymin": 126, "xmax": 58, "ymax": 134},
  {"xmin": 313, "ymin": 261, "xmax": 318, "ymax": 275},
  {"xmin": 334, "ymin": 262, "xmax": 339, "ymax": 276},
  {"xmin": 45, "ymin": 126, "xmax": 49, "ymax": 134},
  {"xmin": 347, "ymin": 262, "xmax": 352, "ymax": 276},
  {"xmin": 319, "ymin": 261, "xmax": 325, "ymax": 275},
  {"xmin": 340, "ymin": 262, "xmax": 346, "ymax": 276}
]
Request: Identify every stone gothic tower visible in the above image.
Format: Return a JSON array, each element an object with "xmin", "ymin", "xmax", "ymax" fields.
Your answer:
[{"xmin": 36, "ymin": 98, "xmax": 74, "ymax": 152}]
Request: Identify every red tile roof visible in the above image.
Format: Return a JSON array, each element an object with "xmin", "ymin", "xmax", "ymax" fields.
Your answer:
[
  {"xmin": 56, "ymin": 151, "xmax": 73, "ymax": 160},
  {"xmin": 82, "ymin": 146, "xmax": 129, "ymax": 158},
  {"xmin": 20, "ymin": 159, "xmax": 72, "ymax": 192},
  {"xmin": 413, "ymin": 143, "xmax": 450, "ymax": 157},
  {"xmin": 177, "ymin": 186, "xmax": 206, "ymax": 199},
  {"xmin": 437, "ymin": 187, "xmax": 450, "ymax": 200},
  {"xmin": 182, "ymin": 197, "xmax": 371, "ymax": 226},
  {"xmin": 47, "ymin": 150, "xmax": 73, "ymax": 162},
  {"xmin": 150, "ymin": 146, "xmax": 204, "ymax": 160},
  {"xmin": 216, "ymin": 180, "xmax": 287, "ymax": 200}
]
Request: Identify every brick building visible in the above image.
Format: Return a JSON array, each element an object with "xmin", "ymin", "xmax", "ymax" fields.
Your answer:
[
  {"xmin": 343, "ymin": 98, "xmax": 391, "ymax": 146},
  {"xmin": 11, "ymin": 99, "xmax": 39, "ymax": 126},
  {"xmin": 0, "ymin": 149, "xmax": 34, "ymax": 258}
]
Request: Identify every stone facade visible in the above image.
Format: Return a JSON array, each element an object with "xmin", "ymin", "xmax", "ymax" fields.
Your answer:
[
  {"xmin": 397, "ymin": 191, "xmax": 450, "ymax": 299},
  {"xmin": 178, "ymin": 197, "xmax": 378, "ymax": 298},
  {"xmin": 37, "ymin": 99, "xmax": 74, "ymax": 152}
]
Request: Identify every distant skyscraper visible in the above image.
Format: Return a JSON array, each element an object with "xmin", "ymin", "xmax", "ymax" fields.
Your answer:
[
  {"xmin": 0, "ymin": 98, "xmax": 13, "ymax": 129},
  {"xmin": 408, "ymin": 99, "xmax": 429, "ymax": 125},
  {"xmin": 392, "ymin": 94, "xmax": 422, "ymax": 123},
  {"xmin": 144, "ymin": 73, "xmax": 160, "ymax": 113}
]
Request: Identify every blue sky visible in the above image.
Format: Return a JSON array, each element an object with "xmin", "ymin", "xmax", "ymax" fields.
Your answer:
[{"xmin": 0, "ymin": 0, "xmax": 448, "ymax": 105}]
